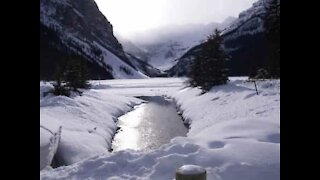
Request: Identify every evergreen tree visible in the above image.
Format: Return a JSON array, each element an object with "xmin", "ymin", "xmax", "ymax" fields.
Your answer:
[
  {"xmin": 52, "ymin": 65, "xmax": 70, "ymax": 96},
  {"xmin": 189, "ymin": 29, "xmax": 229, "ymax": 92},
  {"xmin": 264, "ymin": 0, "xmax": 280, "ymax": 78},
  {"xmin": 78, "ymin": 58, "xmax": 90, "ymax": 89},
  {"xmin": 64, "ymin": 57, "xmax": 80, "ymax": 91},
  {"xmin": 64, "ymin": 56, "xmax": 90, "ymax": 92}
]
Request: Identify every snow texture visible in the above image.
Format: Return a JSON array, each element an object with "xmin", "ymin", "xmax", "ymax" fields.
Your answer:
[
  {"xmin": 222, "ymin": 0, "xmax": 271, "ymax": 40},
  {"xmin": 40, "ymin": 77, "xmax": 279, "ymax": 180},
  {"xmin": 177, "ymin": 164, "xmax": 206, "ymax": 175}
]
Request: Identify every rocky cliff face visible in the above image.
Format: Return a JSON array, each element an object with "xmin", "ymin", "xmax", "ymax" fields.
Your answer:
[
  {"xmin": 40, "ymin": 0, "xmax": 159, "ymax": 80},
  {"xmin": 222, "ymin": 0, "xmax": 268, "ymax": 41},
  {"xmin": 41, "ymin": 0, "xmax": 125, "ymax": 57}
]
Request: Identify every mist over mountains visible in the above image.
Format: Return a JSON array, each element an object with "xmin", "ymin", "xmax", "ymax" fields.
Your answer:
[{"xmin": 117, "ymin": 17, "xmax": 236, "ymax": 71}]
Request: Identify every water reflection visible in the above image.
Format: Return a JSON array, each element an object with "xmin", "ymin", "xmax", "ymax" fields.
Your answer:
[{"xmin": 112, "ymin": 96, "xmax": 188, "ymax": 152}]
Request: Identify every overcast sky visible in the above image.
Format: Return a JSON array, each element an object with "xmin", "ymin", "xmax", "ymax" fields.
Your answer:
[{"xmin": 95, "ymin": 0, "xmax": 257, "ymax": 38}]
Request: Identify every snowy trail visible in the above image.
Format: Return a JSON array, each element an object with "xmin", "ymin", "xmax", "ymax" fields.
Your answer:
[{"xmin": 40, "ymin": 78, "xmax": 280, "ymax": 180}]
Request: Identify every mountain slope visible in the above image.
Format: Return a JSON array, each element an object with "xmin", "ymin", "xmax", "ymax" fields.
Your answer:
[
  {"xmin": 126, "ymin": 54, "xmax": 164, "ymax": 77},
  {"xmin": 116, "ymin": 35, "xmax": 149, "ymax": 62},
  {"xmin": 40, "ymin": 0, "xmax": 158, "ymax": 80},
  {"xmin": 168, "ymin": 0, "xmax": 275, "ymax": 77},
  {"xmin": 222, "ymin": 0, "xmax": 272, "ymax": 76}
]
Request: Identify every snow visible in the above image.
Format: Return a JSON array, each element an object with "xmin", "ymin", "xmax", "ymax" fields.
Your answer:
[
  {"xmin": 94, "ymin": 42, "xmax": 149, "ymax": 79},
  {"xmin": 72, "ymin": 8, "xmax": 84, "ymax": 18},
  {"xmin": 222, "ymin": 0, "xmax": 269, "ymax": 40},
  {"xmin": 40, "ymin": 77, "xmax": 279, "ymax": 180},
  {"xmin": 40, "ymin": 0, "xmax": 70, "ymax": 31},
  {"xmin": 40, "ymin": 125, "xmax": 62, "ymax": 170},
  {"xmin": 61, "ymin": 34, "xmax": 149, "ymax": 79},
  {"xmin": 40, "ymin": 82, "xmax": 144, "ymax": 168},
  {"xmin": 176, "ymin": 164, "xmax": 206, "ymax": 175},
  {"xmin": 123, "ymin": 19, "xmax": 236, "ymax": 71},
  {"xmin": 41, "ymin": 0, "xmax": 150, "ymax": 80}
]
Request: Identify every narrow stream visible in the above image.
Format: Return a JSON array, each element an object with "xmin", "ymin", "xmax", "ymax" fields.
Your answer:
[{"xmin": 112, "ymin": 96, "xmax": 188, "ymax": 152}]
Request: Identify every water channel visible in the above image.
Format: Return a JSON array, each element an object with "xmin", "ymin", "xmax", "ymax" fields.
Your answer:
[{"xmin": 112, "ymin": 96, "xmax": 188, "ymax": 152}]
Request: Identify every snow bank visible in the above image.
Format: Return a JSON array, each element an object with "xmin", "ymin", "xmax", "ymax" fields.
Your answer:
[
  {"xmin": 40, "ymin": 82, "xmax": 143, "ymax": 169},
  {"xmin": 40, "ymin": 126, "xmax": 62, "ymax": 170},
  {"xmin": 40, "ymin": 78, "xmax": 279, "ymax": 180},
  {"xmin": 40, "ymin": 81, "xmax": 53, "ymax": 98}
]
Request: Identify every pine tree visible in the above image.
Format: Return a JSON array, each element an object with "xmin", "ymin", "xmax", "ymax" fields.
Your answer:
[
  {"xmin": 264, "ymin": 0, "xmax": 280, "ymax": 78},
  {"xmin": 52, "ymin": 65, "xmax": 70, "ymax": 96},
  {"xmin": 189, "ymin": 29, "xmax": 229, "ymax": 92},
  {"xmin": 79, "ymin": 58, "xmax": 90, "ymax": 89},
  {"xmin": 65, "ymin": 57, "xmax": 80, "ymax": 91},
  {"xmin": 64, "ymin": 56, "xmax": 90, "ymax": 92}
]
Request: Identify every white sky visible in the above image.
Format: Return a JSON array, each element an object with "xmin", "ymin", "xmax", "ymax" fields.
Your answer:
[{"xmin": 95, "ymin": 0, "xmax": 257, "ymax": 38}]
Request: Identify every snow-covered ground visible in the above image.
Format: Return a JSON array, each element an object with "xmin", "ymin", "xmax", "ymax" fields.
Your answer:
[{"xmin": 40, "ymin": 77, "xmax": 280, "ymax": 180}]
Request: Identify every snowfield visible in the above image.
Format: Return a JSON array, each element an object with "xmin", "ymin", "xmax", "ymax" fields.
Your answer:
[{"xmin": 40, "ymin": 77, "xmax": 280, "ymax": 180}]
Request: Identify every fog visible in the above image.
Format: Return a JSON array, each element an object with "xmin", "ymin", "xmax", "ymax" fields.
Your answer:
[{"xmin": 95, "ymin": 0, "xmax": 257, "ymax": 41}]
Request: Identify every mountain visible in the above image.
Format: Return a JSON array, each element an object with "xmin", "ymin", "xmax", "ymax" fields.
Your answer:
[
  {"xmin": 116, "ymin": 35, "xmax": 149, "ymax": 62},
  {"xmin": 40, "ymin": 0, "xmax": 159, "ymax": 80},
  {"xmin": 126, "ymin": 54, "xmax": 164, "ymax": 77},
  {"xmin": 168, "ymin": 0, "xmax": 276, "ymax": 77},
  {"xmin": 119, "ymin": 17, "xmax": 236, "ymax": 71}
]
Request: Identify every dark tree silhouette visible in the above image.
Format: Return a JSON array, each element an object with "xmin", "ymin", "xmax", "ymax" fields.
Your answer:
[
  {"xmin": 189, "ymin": 29, "xmax": 229, "ymax": 92},
  {"xmin": 64, "ymin": 56, "xmax": 90, "ymax": 92},
  {"xmin": 264, "ymin": 0, "xmax": 280, "ymax": 78},
  {"xmin": 52, "ymin": 65, "xmax": 70, "ymax": 96}
]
